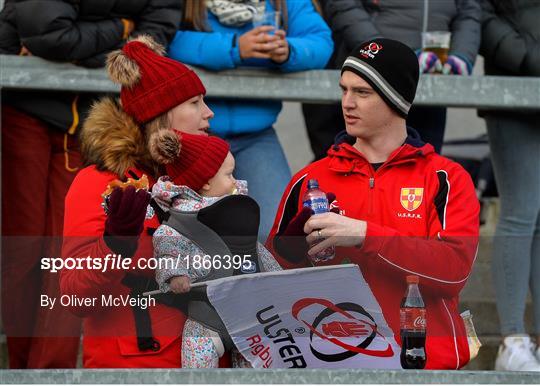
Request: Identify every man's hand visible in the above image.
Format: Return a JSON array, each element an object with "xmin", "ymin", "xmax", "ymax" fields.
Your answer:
[
  {"xmin": 238, "ymin": 26, "xmax": 280, "ymax": 60},
  {"xmin": 169, "ymin": 276, "xmax": 190, "ymax": 294},
  {"xmin": 304, "ymin": 212, "xmax": 367, "ymax": 256},
  {"xmin": 269, "ymin": 30, "xmax": 289, "ymax": 64},
  {"xmin": 273, "ymin": 193, "xmax": 337, "ymax": 264},
  {"xmin": 273, "ymin": 206, "xmax": 312, "ymax": 264}
]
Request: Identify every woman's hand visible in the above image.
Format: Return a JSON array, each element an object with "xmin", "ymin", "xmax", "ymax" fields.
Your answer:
[
  {"xmin": 105, "ymin": 186, "xmax": 150, "ymax": 237},
  {"xmin": 103, "ymin": 185, "xmax": 151, "ymax": 257},
  {"xmin": 269, "ymin": 30, "xmax": 289, "ymax": 64},
  {"xmin": 238, "ymin": 26, "xmax": 280, "ymax": 59},
  {"xmin": 169, "ymin": 276, "xmax": 191, "ymax": 294}
]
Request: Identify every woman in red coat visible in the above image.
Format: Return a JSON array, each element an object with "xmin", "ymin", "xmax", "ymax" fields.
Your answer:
[{"xmin": 60, "ymin": 35, "xmax": 226, "ymax": 368}]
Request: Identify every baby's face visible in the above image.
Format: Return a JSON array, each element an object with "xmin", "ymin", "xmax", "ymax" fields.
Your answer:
[{"xmin": 201, "ymin": 152, "xmax": 237, "ymax": 197}]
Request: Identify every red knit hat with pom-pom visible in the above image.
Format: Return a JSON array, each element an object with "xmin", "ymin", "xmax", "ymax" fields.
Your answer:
[{"xmin": 106, "ymin": 35, "xmax": 206, "ymax": 124}]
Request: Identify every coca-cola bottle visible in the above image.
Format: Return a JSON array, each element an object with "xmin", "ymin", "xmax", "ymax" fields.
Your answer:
[
  {"xmin": 302, "ymin": 179, "xmax": 335, "ymax": 263},
  {"xmin": 400, "ymin": 275, "xmax": 427, "ymax": 369}
]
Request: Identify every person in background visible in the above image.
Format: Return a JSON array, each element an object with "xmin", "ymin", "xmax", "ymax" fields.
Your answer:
[
  {"xmin": 302, "ymin": 0, "xmax": 481, "ymax": 160},
  {"xmin": 168, "ymin": 0, "xmax": 333, "ymax": 242},
  {"xmin": 480, "ymin": 0, "xmax": 540, "ymax": 372},
  {"xmin": 0, "ymin": 0, "xmax": 181, "ymax": 369}
]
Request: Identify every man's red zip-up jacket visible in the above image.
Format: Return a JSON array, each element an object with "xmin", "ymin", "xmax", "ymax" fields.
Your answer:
[{"xmin": 266, "ymin": 130, "xmax": 480, "ymax": 369}]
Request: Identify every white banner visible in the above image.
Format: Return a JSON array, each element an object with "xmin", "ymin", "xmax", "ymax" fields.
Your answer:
[{"xmin": 206, "ymin": 264, "xmax": 401, "ymax": 369}]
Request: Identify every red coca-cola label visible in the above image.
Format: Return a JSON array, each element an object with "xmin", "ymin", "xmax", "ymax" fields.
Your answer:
[{"xmin": 400, "ymin": 308, "xmax": 426, "ymax": 330}]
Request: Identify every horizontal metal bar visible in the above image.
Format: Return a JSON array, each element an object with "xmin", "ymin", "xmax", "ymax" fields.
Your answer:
[
  {"xmin": 0, "ymin": 369, "xmax": 538, "ymax": 384},
  {"xmin": 1, "ymin": 55, "xmax": 539, "ymax": 110}
]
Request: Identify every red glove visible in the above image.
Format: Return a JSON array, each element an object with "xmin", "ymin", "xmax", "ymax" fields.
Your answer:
[
  {"xmin": 104, "ymin": 185, "xmax": 151, "ymax": 257},
  {"xmin": 326, "ymin": 192, "xmax": 339, "ymax": 214},
  {"xmin": 273, "ymin": 192, "xmax": 337, "ymax": 263}
]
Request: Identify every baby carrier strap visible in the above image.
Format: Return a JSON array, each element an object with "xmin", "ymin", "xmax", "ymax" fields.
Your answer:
[
  {"xmin": 121, "ymin": 273, "xmax": 188, "ymax": 352},
  {"xmin": 123, "ymin": 195, "xmax": 264, "ymax": 353},
  {"xmin": 163, "ymin": 209, "xmax": 235, "ymax": 281},
  {"xmin": 197, "ymin": 195, "xmax": 261, "ymax": 275},
  {"xmin": 162, "ymin": 195, "xmax": 264, "ymax": 351},
  {"xmin": 163, "ymin": 208, "xmax": 234, "ymax": 349}
]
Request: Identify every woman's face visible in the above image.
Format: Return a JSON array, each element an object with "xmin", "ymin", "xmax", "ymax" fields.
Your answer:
[{"xmin": 168, "ymin": 95, "xmax": 214, "ymax": 135}]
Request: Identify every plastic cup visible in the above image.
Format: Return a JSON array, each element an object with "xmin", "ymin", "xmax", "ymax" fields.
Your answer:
[
  {"xmin": 252, "ymin": 10, "xmax": 281, "ymax": 30},
  {"xmin": 421, "ymin": 31, "xmax": 451, "ymax": 65}
]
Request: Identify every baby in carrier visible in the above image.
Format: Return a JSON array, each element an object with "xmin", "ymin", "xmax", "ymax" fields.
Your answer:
[{"xmin": 150, "ymin": 131, "xmax": 281, "ymax": 368}]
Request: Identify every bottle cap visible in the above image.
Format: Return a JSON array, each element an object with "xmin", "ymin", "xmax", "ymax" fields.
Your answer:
[
  {"xmin": 406, "ymin": 275, "xmax": 419, "ymax": 284},
  {"xmin": 307, "ymin": 179, "xmax": 319, "ymax": 189}
]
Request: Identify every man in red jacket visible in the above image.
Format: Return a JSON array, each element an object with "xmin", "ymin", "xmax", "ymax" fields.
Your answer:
[{"xmin": 266, "ymin": 38, "xmax": 480, "ymax": 370}]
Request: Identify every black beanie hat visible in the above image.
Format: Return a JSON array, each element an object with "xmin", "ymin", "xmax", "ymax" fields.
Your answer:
[{"xmin": 341, "ymin": 38, "xmax": 419, "ymax": 118}]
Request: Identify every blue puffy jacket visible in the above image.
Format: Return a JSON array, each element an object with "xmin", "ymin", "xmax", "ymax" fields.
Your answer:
[{"xmin": 168, "ymin": 0, "xmax": 333, "ymax": 137}]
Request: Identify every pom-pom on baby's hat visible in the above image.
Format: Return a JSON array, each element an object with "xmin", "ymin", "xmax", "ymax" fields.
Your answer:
[{"xmin": 149, "ymin": 130, "xmax": 230, "ymax": 191}]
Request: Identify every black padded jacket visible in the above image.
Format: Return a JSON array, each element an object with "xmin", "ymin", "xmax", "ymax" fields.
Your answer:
[
  {"xmin": 320, "ymin": 0, "xmax": 481, "ymax": 70},
  {"xmin": 0, "ymin": 0, "xmax": 182, "ymax": 132}
]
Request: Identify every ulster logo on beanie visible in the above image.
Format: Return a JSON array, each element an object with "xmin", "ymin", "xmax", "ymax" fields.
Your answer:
[
  {"xmin": 341, "ymin": 38, "xmax": 419, "ymax": 118},
  {"xmin": 359, "ymin": 42, "xmax": 383, "ymax": 59}
]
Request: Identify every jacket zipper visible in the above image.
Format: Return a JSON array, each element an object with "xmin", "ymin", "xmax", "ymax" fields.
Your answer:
[
  {"xmin": 366, "ymin": 151, "xmax": 416, "ymax": 216},
  {"xmin": 366, "ymin": 152, "xmax": 420, "ymax": 216},
  {"xmin": 346, "ymin": 144, "xmax": 420, "ymax": 216},
  {"xmin": 368, "ymin": 176, "xmax": 375, "ymax": 216}
]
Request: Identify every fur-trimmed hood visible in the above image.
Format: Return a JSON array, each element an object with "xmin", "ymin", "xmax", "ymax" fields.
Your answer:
[{"xmin": 80, "ymin": 97, "xmax": 168, "ymax": 177}]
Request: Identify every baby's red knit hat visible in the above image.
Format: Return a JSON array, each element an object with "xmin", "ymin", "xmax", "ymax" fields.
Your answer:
[
  {"xmin": 149, "ymin": 130, "xmax": 230, "ymax": 192},
  {"xmin": 106, "ymin": 35, "xmax": 206, "ymax": 124}
]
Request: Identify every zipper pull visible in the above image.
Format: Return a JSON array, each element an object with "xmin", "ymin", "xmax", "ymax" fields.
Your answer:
[{"xmin": 369, "ymin": 177, "xmax": 375, "ymax": 189}]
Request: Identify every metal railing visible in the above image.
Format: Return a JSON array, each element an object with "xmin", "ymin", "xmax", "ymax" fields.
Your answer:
[
  {"xmin": 0, "ymin": 368, "xmax": 539, "ymax": 384},
  {"xmin": 0, "ymin": 54, "xmax": 539, "ymax": 384},
  {"xmin": 1, "ymin": 55, "xmax": 539, "ymax": 110}
]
